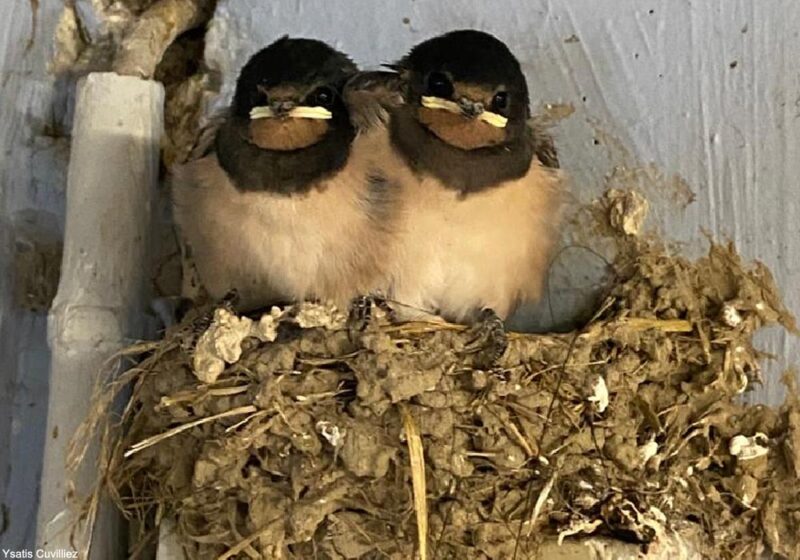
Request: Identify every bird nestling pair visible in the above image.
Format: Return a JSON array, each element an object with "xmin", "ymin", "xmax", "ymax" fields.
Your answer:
[{"xmin": 172, "ymin": 30, "xmax": 564, "ymax": 361}]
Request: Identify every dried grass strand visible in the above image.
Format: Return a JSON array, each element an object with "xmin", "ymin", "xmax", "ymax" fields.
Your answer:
[
  {"xmin": 125, "ymin": 405, "xmax": 258, "ymax": 457},
  {"xmin": 401, "ymin": 404, "xmax": 428, "ymax": 560}
]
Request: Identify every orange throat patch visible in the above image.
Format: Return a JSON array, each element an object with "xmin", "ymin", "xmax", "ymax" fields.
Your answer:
[
  {"xmin": 417, "ymin": 106, "xmax": 507, "ymax": 150},
  {"xmin": 248, "ymin": 118, "xmax": 329, "ymax": 151}
]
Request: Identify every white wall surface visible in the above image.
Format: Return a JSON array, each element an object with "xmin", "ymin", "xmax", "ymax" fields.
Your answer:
[{"xmin": 1, "ymin": 0, "xmax": 799, "ymax": 553}]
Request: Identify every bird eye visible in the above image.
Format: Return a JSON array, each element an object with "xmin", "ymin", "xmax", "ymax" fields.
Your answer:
[
  {"xmin": 251, "ymin": 87, "xmax": 269, "ymax": 108},
  {"xmin": 310, "ymin": 86, "xmax": 335, "ymax": 108},
  {"xmin": 426, "ymin": 72, "xmax": 454, "ymax": 99},
  {"xmin": 492, "ymin": 91, "xmax": 509, "ymax": 112}
]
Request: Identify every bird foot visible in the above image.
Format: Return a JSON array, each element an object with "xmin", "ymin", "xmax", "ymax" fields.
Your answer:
[
  {"xmin": 220, "ymin": 288, "xmax": 241, "ymax": 309},
  {"xmin": 463, "ymin": 308, "xmax": 508, "ymax": 368},
  {"xmin": 347, "ymin": 295, "xmax": 394, "ymax": 339}
]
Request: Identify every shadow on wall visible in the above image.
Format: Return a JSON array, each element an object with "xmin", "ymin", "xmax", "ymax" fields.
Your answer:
[
  {"xmin": 511, "ymin": 240, "xmax": 614, "ymax": 333},
  {"xmin": 0, "ymin": 219, "xmax": 15, "ymax": 544},
  {"xmin": 0, "ymin": 215, "xmax": 54, "ymax": 550}
]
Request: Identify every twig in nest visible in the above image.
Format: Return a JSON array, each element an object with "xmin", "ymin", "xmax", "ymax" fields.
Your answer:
[
  {"xmin": 401, "ymin": 404, "xmax": 428, "ymax": 560},
  {"xmin": 512, "ymin": 329, "xmax": 581, "ymax": 559},
  {"xmin": 382, "ymin": 320, "xmax": 466, "ymax": 335},
  {"xmin": 616, "ymin": 317, "xmax": 693, "ymax": 332},
  {"xmin": 66, "ymin": 339, "xmax": 167, "ymax": 476},
  {"xmin": 225, "ymin": 409, "xmax": 267, "ymax": 433},
  {"xmin": 124, "ymin": 405, "xmax": 257, "ymax": 457},
  {"xmin": 159, "ymin": 383, "xmax": 249, "ymax": 406},
  {"xmin": 216, "ymin": 516, "xmax": 283, "ymax": 560},
  {"xmin": 527, "ymin": 471, "xmax": 557, "ymax": 536}
]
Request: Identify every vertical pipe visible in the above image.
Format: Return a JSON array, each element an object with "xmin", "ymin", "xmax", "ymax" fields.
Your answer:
[{"xmin": 36, "ymin": 72, "xmax": 164, "ymax": 558}]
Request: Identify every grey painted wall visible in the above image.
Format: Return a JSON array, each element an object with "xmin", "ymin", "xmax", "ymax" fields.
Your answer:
[
  {"xmin": 1, "ymin": 0, "xmax": 799, "ymax": 552},
  {"xmin": 0, "ymin": 0, "xmax": 68, "ymax": 551}
]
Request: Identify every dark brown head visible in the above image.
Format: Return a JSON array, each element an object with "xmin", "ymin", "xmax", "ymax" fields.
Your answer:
[
  {"xmin": 398, "ymin": 29, "xmax": 529, "ymax": 149},
  {"xmin": 390, "ymin": 30, "xmax": 540, "ymax": 192},
  {"xmin": 216, "ymin": 37, "xmax": 359, "ymax": 193}
]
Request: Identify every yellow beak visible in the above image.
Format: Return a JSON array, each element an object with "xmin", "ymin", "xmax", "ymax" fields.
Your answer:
[
  {"xmin": 420, "ymin": 96, "xmax": 508, "ymax": 128},
  {"xmin": 249, "ymin": 105, "xmax": 333, "ymax": 120}
]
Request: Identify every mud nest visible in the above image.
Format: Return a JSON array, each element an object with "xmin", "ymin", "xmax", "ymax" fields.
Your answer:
[{"xmin": 74, "ymin": 207, "xmax": 800, "ymax": 560}]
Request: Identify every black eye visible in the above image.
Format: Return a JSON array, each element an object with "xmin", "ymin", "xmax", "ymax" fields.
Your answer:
[
  {"xmin": 426, "ymin": 72, "xmax": 454, "ymax": 99},
  {"xmin": 492, "ymin": 91, "xmax": 509, "ymax": 112},
  {"xmin": 310, "ymin": 86, "xmax": 335, "ymax": 108},
  {"xmin": 250, "ymin": 87, "xmax": 269, "ymax": 108}
]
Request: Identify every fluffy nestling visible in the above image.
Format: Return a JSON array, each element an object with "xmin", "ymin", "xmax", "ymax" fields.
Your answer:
[
  {"xmin": 172, "ymin": 37, "xmax": 402, "ymax": 311},
  {"xmin": 378, "ymin": 30, "xmax": 565, "ymax": 352}
]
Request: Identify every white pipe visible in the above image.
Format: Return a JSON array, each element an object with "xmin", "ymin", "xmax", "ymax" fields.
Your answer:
[{"xmin": 36, "ymin": 72, "xmax": 164, "ymax": 558}]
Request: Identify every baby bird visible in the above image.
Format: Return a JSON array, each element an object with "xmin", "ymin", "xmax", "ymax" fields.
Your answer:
[
  {"xmin": 382, "ymin": 30, "xmax": 564, "ymax": 350},
  {"xmin": 172, "ymin": 37, "xmax": 402, "ymax": 312}
]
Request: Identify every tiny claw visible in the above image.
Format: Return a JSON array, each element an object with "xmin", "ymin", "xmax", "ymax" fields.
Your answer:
[
  {"xmin": 348, "ymin": 295, "xmax": 374, "ymax": 334},
  {"xmin": 463, "ymin": 308, "xmax": 508, "ymax": 368},
  {"xmin": 346, "ymin": 295, "xmax": 394, "ymax": 342},
  {"xmin": 220, "ymin": 289, "xmax": 240, "ymax": 309}
]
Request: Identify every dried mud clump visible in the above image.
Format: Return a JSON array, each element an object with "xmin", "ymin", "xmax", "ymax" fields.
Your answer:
[{"xmin": 76, "ymin": 199, "xmax": 800, "ymax": 560}]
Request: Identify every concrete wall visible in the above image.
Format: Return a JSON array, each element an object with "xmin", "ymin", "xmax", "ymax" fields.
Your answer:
[{"xmin": 1, "ymin": 0, "xmax": 799, "ymax": 552}]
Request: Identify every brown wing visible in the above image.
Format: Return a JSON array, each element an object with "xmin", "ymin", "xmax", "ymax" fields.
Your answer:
[
  {"xmin": 527, "ymin": 115, "xmax": 560, "ymax": 169},
  {"xmin": 343, "ymin": 71, "xmax": 405, "ymax": 131},
  {"xmin": 185, "ymin": 107, "xmax": 230, "ymax": 161}
]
